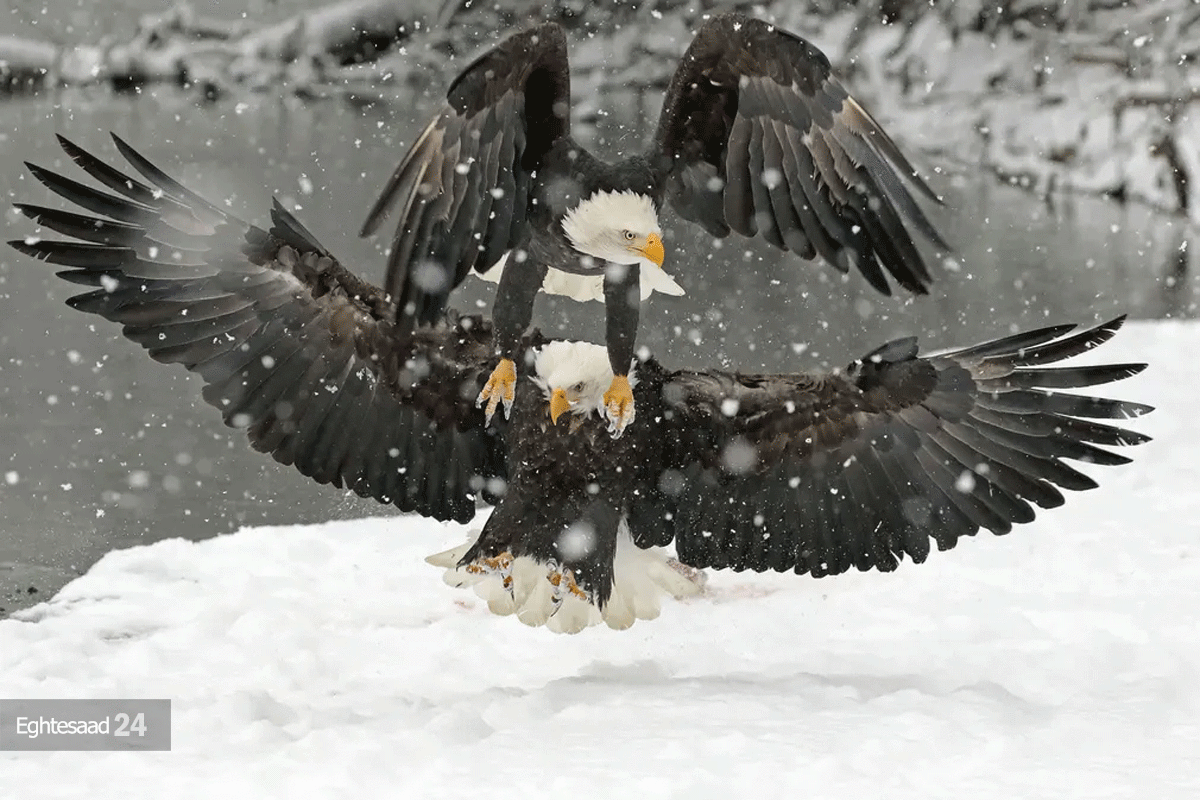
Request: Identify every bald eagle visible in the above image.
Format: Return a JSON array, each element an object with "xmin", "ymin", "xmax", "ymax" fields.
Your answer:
[
  {"xmin": 360, "ymin": 13, "xmax": 948, "ymax": 436},
  {"xmin": 10, "ymin": 136, "xmax": 1149, "ymax": 633}
]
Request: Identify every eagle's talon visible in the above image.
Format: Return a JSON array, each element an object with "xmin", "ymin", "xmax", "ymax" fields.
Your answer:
[
  {"xmin": 477, "ymin": 358, "xmax": 517, "ymax": 424},
  {"xmin": 547, "ymin": 565, "xmax": 591, "ymax": 604},
  {"xmin": 463, "ymin": 551, "xmax": 514, "ymax": 578},
  {"xmin": 603, "ymin": 374, "xmax": 635, "ymax": 438}
]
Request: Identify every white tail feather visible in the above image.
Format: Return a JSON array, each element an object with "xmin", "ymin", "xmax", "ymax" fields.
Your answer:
[{"xmin": 429, "ymin": 521, "xmax": 705, "ymax": 634}]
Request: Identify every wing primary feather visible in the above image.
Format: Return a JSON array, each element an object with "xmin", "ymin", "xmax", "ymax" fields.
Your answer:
[
  {"xmin": 723, "ymin": 116, "xmax": 757, "ymax": 237},
  {"xmin": 359, "ymin": 117, "xmax": 441, "ymax": 238},
  {"xmin": 990, "ymin": 316, "xmax": 1129, "ymax": 366},
  {"xmin": 940, "ymin": 322, "xmax": 1079, "ymax": 360},
  {"xmin": 851, "ymin": 195, "xmax": 928, "ymax": 294},
  {"xmin": 779, "ymin": 134, "xmax": 862, "ymax": 274},
  {"xmin": 109, "ymin": 134, "xmax": 227, "ymax": 227},
  {"xmin": 1038, "ymin": 415, "xmax": 1152, "ymax": 447},
  {"xmin": 480, "ymin": 99, "xmax": 520, "ymax": 273},
  {"xmin": 270, "ymin": 199, "xmax": 329, "ymax": 256},
  {"xmin": 836, "ymin": 125, "xmax": 949, "ymax": 251},
  {"xmin": 967, "ymin": 414, "xmax": 1132, "ymax": 467},
  {"xmin": 124, "ymin": 306, "xmax": 261, "ymax": 354},
  {"xmin": 746, "ymin": 118, "xmax": 785, "ymax": 250},
  {"xmin": 977, "ymin": 363, "xmax": 1146, "ymax": 391},
  {"xmin": 14, "ymin": 203, "xmax": 144, "ymax": 246},
  {"xmin": 975, "ymin": 389, "xmax": 1152, "ymax": 420},
  {"xmin": 56, "ymin": 134, "xmax": 159, "ymax": 204},
  {"xmin": 839, "ymin": 94, "xmax": 943, "ymax": 206},
  {"xmin": 938, "ymin": 419, "xmax": 1098, "ymax": 491},
  {"xmin": 759, "ymin": 122, "xmax": 812, "ymax": 258},
  {"xmin": 25, "ymin": 163, "xmax": 159, "ymax": 224},
  {"xmin": 153, "ymin": 316, "xmax": 262, "ymax": 366}
]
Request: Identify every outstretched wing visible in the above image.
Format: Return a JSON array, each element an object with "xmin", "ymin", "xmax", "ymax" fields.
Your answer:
[
  {"xmin": 359, "ymin": 23, "xmax": 571, "ymax": 327},
  {"xmin": 653, "ymin": 13, "xmax": 946, "ymax": 295},
  {"xmin": 10, "ymin": 134, "xmax": 506, "ymax": 522},
  {"xmin": 656, "ymin": 317, "xmax": 1151, "ymax": 575}
]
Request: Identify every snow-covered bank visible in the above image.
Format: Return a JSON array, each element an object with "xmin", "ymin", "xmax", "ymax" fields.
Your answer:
[
  {"xmin": 811, "ymin": 3, "xmax": 1200, "ymax": 221},
  {"xmin": 0, "ymin": 319, "xmax": 1196, "ymax": 797},
  {"xmin": 4, "ymin": 0, "xmax": 1196, "ymax": 217}
]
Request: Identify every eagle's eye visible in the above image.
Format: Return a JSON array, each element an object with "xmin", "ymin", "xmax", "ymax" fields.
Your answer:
[
  {"xmin": 572, "ymin": 381, "xmax": 585, "ymax": 393},
  {"xmin": 622, "ymin": 230, "xmax": 636, "ymax": 241}
]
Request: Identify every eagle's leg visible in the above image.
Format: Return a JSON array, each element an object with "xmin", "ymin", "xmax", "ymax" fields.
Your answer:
[
  {"xmin": 477, "ymin": 255, "xmax": 549, "ymax": 423},
  {"xmin": 602, "ymin": 261, "xmax": 641, "ymax": 438},
  {"xmin": 477, "ymin": 359, "xmax": 516, "ymax": 424}
]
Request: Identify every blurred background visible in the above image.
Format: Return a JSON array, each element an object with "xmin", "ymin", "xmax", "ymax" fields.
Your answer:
[{"xmin": 2, "ymin": 0, "xmax": 1197, "ymax": 614}]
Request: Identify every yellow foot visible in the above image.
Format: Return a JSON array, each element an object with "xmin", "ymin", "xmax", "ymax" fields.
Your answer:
[
  {"xmin": 476, "ymin": 358, "xmax": 517, "ymax": 424},
  {"xmin": 602, "ymin": 374, "xmax": 635, "ymax": 438},
  {"xmin": 464, "ymin": 551, "xmax": 514, "ymax": 576},
  {"xmin": 464, "ymin": 551, "xmax": 515, "ymax": 591},
  {"xmin": 548, "ymin": 567, "xmax": 591, "ymax": 602}
]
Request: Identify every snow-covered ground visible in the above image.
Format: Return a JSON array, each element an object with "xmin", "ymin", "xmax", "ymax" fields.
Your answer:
[{"xmin": 1, "ymin": 320, "xmax": 1197, "ymax": 798}]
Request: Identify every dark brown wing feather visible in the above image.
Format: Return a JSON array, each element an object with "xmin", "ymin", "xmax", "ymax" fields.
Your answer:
[
  {"xmin": 654, "ymin": 13, "xmax": 946, "ymax": 295},
  {"xmin": 359, "ymin": 23, "xmax": 571, "ymax": 328},
  {"xmin": 658, "ymin": 317, "xmax": 1151, "ymax": 575},
  {"xmin": 10, "ymin": 134, "xmax": 506, "ymax": 523}
]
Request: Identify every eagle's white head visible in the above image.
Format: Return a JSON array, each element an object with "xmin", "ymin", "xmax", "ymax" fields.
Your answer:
[
  {"xmin": 532, "ymin": 341, "xmax": 638, "ymax": 424},
  {"xmin": 561, "ymin": 190, "xmax": 665, "ymax": 270}
]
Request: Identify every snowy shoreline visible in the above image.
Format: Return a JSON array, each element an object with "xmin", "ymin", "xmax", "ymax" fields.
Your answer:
[
  {"xmin": 2, "ymin": 0, "xmax": 1196, "ymax": 218},
  {"xmin": 1, "ymin": 320, "xmax": 1196, "ymax": 796}
]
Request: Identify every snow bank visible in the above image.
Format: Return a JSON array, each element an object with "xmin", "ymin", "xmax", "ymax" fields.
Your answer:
[{"xmin": 1, "ymin": 320, "xmax": 1197, "ymax": 798}]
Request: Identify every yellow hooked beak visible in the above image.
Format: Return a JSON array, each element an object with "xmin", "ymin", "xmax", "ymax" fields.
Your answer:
[
  {"xmin": 637, "ymin": 232, "xmax": 665, "ymax": 267},
  {"xmin": 550, "ymin": 388, "xmax": 572, "ymax": 424}
]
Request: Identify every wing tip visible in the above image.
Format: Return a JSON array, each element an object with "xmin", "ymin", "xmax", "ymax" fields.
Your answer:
[
  {"xmin": 55, "ymin": 132, "xmax": 80, "ymax": 154},
  {"xmin": 109, "ymin": 130, "xmax": 134, "ymax": 155},
  {"xmin": 11, "ymin": 203, "xmax": 39, "ymax": 221},
  {"xmin": 1099, "ymin": 313, "xmax": 1128, "ymax": 332},
  {"xmin": 1122, "ymin": 400, "xmax": 1155, "ymax": 419},
  {"xmin": 357, "ymin": 215, "xmax": 381, "ymax": 238}
]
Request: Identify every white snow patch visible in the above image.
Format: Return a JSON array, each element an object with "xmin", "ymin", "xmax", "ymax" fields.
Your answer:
[{"xmin": 0, "ymin": 322, "xmax": 1197, "ymax": 797}]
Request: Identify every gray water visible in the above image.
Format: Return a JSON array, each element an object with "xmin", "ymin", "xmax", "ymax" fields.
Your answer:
[{"xmin": 0, "ymin": 83, "xmax": 1195, "ymax": 616}]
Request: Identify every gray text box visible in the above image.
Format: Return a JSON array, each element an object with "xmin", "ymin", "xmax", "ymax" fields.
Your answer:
[{"xmin": 0, "ymin": 699, "xmax": 171, "ymax": 751}]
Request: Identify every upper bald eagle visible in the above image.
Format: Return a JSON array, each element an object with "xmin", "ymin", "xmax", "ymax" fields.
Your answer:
[
  {"xmin": 359, "ymin": 13, "xmax": 948, "ymax": 436},
  {"xmin": 10, "ymin": 135, "xmax": 1149, "ymax": 633}
]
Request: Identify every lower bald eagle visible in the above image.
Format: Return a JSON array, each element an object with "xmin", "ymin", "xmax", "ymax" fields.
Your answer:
[
  {"xmin": 11, "ymin": 136, "xmax": 1150, "ymax": 633},
  {"xmin": 360, "ymin": 13, "xmax": 948, "ymax": 436}
]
